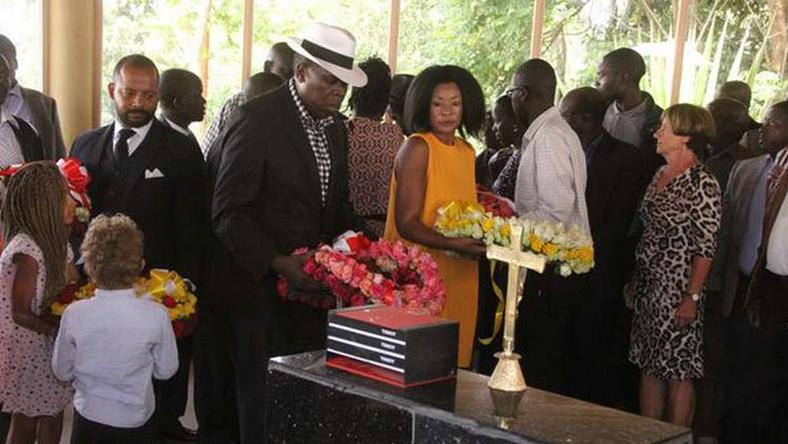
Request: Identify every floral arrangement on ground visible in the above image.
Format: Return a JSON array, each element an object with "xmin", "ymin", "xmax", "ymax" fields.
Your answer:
[{"xmin": 277, "ymin": 232, "xmax": 446, "ymax": 316}]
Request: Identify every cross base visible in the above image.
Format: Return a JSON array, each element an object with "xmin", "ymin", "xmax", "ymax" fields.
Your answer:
[{"xmin": 487, "ymin": 351, "xmax": 527, "ymax": 393}]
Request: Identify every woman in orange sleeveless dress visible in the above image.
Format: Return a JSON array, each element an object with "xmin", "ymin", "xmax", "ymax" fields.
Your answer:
[{"xmin": 384, "ymin": 65, "xmax": 486, "ymax": 367}]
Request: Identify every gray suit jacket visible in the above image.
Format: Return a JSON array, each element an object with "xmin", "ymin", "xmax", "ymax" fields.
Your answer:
[
  {"xmin": 709, "ymin": 154, "xmax": 770, "ymax": 316},
  {"xmin": 20, "ymin": 87, "xmax": 66, "ymax": 160}
]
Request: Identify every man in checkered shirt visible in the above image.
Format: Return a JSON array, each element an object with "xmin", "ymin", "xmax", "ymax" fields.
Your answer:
[
  {"xmin": 201, "ymin": 43, "xmax": 293, "ymax": 156},
  {"xmin": 199, "ymin": 24, "xmax": 368, "ymax": 442},
  {"xmin": 506, "ymin": 58, "xmax": 592, "ymax": 399}
]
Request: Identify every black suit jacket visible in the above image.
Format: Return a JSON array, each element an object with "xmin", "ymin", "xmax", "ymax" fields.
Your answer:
[
  {"xmin": 206, "ymin": 84, "xmax": 362, "ymax": 313},
  {"xmin": 9, "ymin": 116, "xmax": 45, "ymax": 162},
  {"xmin": 157, "ymin": 115, "xmax": 201, "ymax": 151},
  {"xmin": 71, "ymin": 118, "xmax": 206, "ymax": 284},
  {"xmin": 585, "ymin": 131, "xmax": 644, "ymax": 298},
  {"xmin": 20, "ymin": 87, "xmax": 66, "ymax": 159}
]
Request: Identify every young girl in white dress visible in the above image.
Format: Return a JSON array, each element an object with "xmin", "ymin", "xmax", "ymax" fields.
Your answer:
[{"xmin": 0, "ymin": 162, "xmax": 75, "ymax": 444}]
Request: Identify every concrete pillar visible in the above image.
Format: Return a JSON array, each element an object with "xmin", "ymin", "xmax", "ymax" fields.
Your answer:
[{"xmin": 44, "ymin": 0, "xmax": 102, "ymax": 150}]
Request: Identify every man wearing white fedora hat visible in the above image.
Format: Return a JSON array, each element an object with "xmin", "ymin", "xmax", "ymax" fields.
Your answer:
[{"xmin": 198, "ymin": 22, "xmax": 367, "ymax": 444}]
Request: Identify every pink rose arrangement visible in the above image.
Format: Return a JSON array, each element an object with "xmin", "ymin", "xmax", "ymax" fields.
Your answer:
[{"xmin": 277, "ymin": 233, "xmax": 446, "ymax": 316}]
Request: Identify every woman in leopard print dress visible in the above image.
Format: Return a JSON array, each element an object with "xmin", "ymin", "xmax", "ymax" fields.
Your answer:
[{"xmin": 626, "ymin": 104, "xmax": 721, "ymax": 427}]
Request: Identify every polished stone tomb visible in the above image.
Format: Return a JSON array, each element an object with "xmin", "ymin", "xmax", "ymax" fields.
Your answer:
[{"xmin": 266, "ymin": 351, "xmax": 692, "ymax": 444}]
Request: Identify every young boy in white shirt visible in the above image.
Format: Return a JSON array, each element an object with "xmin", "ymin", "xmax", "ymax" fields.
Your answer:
[{"xmin": 52, "ymin": 214, "xmax": 178, "ymax": 443}]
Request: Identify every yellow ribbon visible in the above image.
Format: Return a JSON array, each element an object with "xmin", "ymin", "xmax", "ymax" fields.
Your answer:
[
  {"xmin": 147, "ymin": 269, "xmax": 188, "ymax": 300},
  {"xmin": 147, "ymin": 269, "xmax": 197, "ymax": 321},
  {"xmin": 478, "ymin": 260, "xmax": 504, "ymax": 346}
]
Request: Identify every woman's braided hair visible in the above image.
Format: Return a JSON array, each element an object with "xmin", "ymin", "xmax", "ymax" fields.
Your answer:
[
  {"xmin": 1, "ymin": 162, "xmax": 68, "ymax": 310},
  {"xmin": 348, "ymin": 56, "xmax": 392, "ymax": 118}
]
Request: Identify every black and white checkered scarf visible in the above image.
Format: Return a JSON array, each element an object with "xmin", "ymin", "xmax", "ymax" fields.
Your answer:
[{"xmin": 288, "ymin": 79, "xmax": 333, "ymax": 206}]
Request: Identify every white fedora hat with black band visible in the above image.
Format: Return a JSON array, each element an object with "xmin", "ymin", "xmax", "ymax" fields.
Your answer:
[{"xmin": 286, "ymin": 22, "xmax": 368, "ymax": 88}]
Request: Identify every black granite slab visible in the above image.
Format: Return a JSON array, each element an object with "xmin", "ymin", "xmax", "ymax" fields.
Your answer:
[{"xmin": 266, "ymin": 351, "xmax": 692, "ymax": 444}]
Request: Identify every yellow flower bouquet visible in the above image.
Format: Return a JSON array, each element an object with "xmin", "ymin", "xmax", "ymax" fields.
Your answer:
[
  {"xmin": 434, "ymin": 201, "xmax": 513, "ymax": 247},
  {"xmin": 435, "ymin": 201, "xmax": 594, "ymax": 276}
]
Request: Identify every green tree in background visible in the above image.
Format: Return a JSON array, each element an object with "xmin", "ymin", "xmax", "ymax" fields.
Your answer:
[
  {"xmin": 540, "ymin": 0, "xmax": 786, "ymax": 119},
  {"xmin": 251, "ymin": 0, "xmax": 390, "ymax": 68},
  {"xmin": 101, "ymin": 0, "xmax": 785, "ymax": 132},
  {"xmin": 396, "ymin": 0, "xmax": 535, "ymax": 101},
  {"xmin": 103, "ymin": 0, "xmax": 244, "ymax": 129}
]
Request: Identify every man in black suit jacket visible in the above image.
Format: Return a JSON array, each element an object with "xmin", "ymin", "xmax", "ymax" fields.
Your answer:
[
  {"xmin": 158, "ymin": 68, "xmax": 205, "ymax": 149},
  {"xmin": 0, "ymin": 49, "xmax": 46, "ymax": 444},
  {"xmin": 71, "ymin": 54, "xmax": 205, "ymax": 442},
  {"xmin": 198, "ymin": 23, "xmax": 367, "ymax": 444},
  {"xmin": 0, "ymin": 54, "xmax": 44, "ymax": 165},
  {"xmin": 0, "ymin": 34, "xmax": 65, "ymax": 159},
  {"xmin": 559, "ymin": 87, "xmax": 645, "ymax": 408}
]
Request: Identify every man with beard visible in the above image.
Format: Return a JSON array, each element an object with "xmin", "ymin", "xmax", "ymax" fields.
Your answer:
[{"xmin": 71, "ymin": 54, "xmax": 206, "ymax": 443}]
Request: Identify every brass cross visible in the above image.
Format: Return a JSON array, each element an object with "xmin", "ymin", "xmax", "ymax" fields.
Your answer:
[{"xmin": 486, "ymin": 222, "xmax": 546, "ymax": 392}]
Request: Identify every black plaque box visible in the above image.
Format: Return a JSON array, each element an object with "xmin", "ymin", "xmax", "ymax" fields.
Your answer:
[{"xmin": 326, "ymin": 305, "xmax": 458, "ymax": 388}]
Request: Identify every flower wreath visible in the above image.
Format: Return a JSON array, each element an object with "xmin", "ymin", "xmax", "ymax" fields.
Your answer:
[{"xmin": 278, "ymin": 233, "xmax": 446, "ymax": 316}]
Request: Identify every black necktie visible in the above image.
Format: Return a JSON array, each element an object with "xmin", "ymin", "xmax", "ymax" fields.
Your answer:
[{"xmin": 115, "ymin": 128, "xmax": 136, "ymax": 172}]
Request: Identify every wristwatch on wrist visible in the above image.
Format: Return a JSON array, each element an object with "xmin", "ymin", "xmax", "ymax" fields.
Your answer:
[{"xmin": 685, "ymin": 292, "xmax": 700, "ymax": 302}]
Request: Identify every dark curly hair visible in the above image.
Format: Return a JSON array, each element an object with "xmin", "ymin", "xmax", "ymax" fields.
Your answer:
[
  {"xmin": 348, "ymin": 56, "xmax": 391, "ymax": 118},
  {"xmin": 403, "ymin": 65, "xmax": 485, "ymax": 137}
]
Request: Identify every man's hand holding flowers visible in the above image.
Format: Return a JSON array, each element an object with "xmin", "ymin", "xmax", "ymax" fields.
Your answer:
[{"xmin": 273, "ymin": 253, "xmax": 324, "ymax": 293}]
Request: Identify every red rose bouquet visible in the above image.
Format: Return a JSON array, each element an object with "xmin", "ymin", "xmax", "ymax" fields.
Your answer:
[
  {"xmin": 277, "ymin": 232, "xmax": 446, "ymax": 316},
  {"xmin": 477, "ymin": 189, "xmax": 517, "ymax": 218}
]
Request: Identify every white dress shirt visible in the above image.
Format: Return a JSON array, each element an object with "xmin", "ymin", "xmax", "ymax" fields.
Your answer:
[
  {"xmin": 0, "ymin": 107, "xmax": 25, "ymax": 167},
  {"xmin": 162, "ymin": 115, "xmax": 195, "ymax": 139},
  {"xmin": 603, "ymin": 99, "xmax": 648, "ymax": 149},
  {"xmin": 3, "ymin": 83, "xmax": 34, "ymax": 131},
  {"xmin": 52, "ymin": 288, "xmax": 178, "ymax": 428},
  {"xmin": 514, "ymin": 106, "xmax": 590, "ymax": 233},
  {"xmin": 766, "ymin": 148, "xmax": 788, "ymax": 275},
  {"xmin": 113, "ymin": 118, "xmax": 153, "ymax": 157}
]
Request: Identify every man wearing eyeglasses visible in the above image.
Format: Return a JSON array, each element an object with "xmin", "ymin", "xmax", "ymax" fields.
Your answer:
[
  {"xmin": 506, "ymin": 59, "xmax": 591, "ymax": 398},
  {"xmin": 507, "ymin": 59, "xmax": 589, "ymax": 236},
  {"xmin": 70, "ymin": 54, "xmax": 206, "ymax": 443}
]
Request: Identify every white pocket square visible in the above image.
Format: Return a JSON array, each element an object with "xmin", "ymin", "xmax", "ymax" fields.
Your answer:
[{"xmin": 144, "ymin": 168, "xmax": 165, "ymax": 179}]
